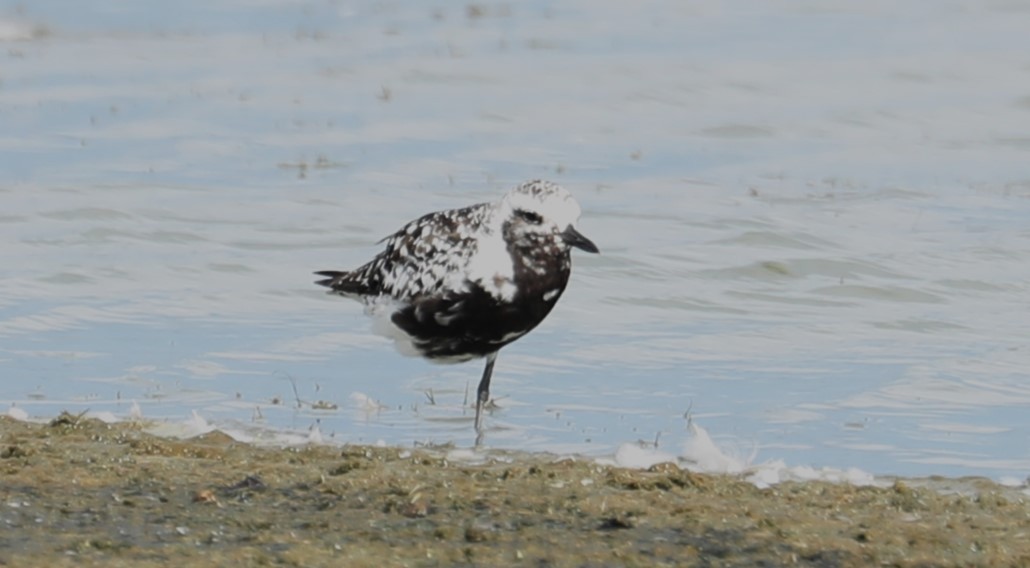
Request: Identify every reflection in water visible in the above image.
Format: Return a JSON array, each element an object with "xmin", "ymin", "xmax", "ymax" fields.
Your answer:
[{"xmin": 3, "ymin": 1, "xmax": 1030, "ymax": 480}]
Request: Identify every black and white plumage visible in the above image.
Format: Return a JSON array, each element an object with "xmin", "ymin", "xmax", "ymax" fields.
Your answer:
[{"xmin": 315, "ymin": 179, "xmax": 598, "ymax": 433}]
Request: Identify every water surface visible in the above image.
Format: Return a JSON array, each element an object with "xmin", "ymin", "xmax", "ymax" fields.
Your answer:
[{"xmin": 3, "ymin": 0, "xmax": 1030, "ymax": 481}]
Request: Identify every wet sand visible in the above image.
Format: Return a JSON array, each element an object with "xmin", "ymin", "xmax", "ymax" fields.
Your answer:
[{"xmin": 1, "ymin": 413, "xmax": 1028, "ymax": 567}]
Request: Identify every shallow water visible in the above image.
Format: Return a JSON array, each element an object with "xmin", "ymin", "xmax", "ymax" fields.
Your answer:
[{"xmin": 3, "ymin": 0, "xmax": 1030, "ymax": 480}]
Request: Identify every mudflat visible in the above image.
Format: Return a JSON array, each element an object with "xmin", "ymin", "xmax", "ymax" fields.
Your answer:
[{"xmin": 0, "ymin": 414, "xmax": 1027, "ymax": 567}]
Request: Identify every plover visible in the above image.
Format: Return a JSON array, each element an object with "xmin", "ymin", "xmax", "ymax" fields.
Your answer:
[{"xmin": 315, "ymin": 180, "xmax": 598, "ymax": 433}]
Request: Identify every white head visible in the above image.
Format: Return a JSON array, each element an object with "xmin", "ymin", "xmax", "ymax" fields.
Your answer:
[{"xmin": 498, "ymin": 180, "xmax": 599, "ymax": 253}]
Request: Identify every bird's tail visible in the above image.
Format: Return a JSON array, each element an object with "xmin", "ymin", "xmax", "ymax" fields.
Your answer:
[
  {"xmin": 314, "ymin": 270, "xmax": 349, "ymax": 289},
  {"xmin": 314, "ymin": 270, "xmax": 375, "ymax": 297}
]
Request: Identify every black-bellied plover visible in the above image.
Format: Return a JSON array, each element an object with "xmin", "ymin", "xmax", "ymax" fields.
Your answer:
[{"xmin": 315, "ymin": 180, "xmax": 598, "ymax": 433}]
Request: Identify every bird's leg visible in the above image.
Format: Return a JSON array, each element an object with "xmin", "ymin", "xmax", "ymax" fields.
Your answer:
[{"xmin": 474, "ymin": 351, "xmax": 498, "ymax": 432}]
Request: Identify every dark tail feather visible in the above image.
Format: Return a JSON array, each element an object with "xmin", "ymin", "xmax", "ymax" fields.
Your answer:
[
  {"xmin": 314, "ymin": 270, "xmax": 374, "ymax": 296},
  {"xmin": 314, "ymin": 270, "xmax": 349, "ymax": 289}
]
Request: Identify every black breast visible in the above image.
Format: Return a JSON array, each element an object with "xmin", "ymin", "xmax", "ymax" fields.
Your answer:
[{"xmin": 390, "ymin": 237, "xmax": 572, "ymax": 360}]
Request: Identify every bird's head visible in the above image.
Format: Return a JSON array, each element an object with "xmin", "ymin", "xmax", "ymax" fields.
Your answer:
[{"xmin": 499, "ymin": 180, "xmax": 599, "ymax": 254}]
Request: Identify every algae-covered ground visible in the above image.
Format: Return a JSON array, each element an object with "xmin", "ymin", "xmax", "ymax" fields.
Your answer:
[{"xmin": 1, "ymin": 413, "xmax": 1028, "ymax": 567}]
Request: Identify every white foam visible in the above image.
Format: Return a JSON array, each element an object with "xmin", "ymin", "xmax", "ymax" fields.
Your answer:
[
  {"xmin": 609, "ymin": 443, "xmax": 678, "ymax": 469},
  {"xmin": 997, "ymin": 476, "xmax": 1026, "ymax": 488},
  {"xmin": 745, "ymin": 463, "xmax": 878, "ymax": 489},
  {"xmin": 86, "ymin": 411, "xmax": 119, "ymax": 424},
  {"xmin": 128, "ymin": 400, "xmax": 143, "ymax": 421},
  {"xmin": 681, "ymin": 422, "xmax": 755, "ymax": 474},
  {"xmin": 444, "ymin": 448, "xmax": 481, "ymax": 463},
  {"xmin": 7, "ymin": 406, "xmax": 28, "ymax": 421},
  {"xmin": 183, "ymin": 410, "xmax": 214, "ymax": 436},
  {"xmin": 599, "ymin": 421, "xmax": 880, "ymax": 489},
  {"xmin": 307, "ymin": 424, "xmax": 323, "ymax": 444},
  {"xmin": 687, "ymin": 423, "xmax": 879, "ymax": 488}
]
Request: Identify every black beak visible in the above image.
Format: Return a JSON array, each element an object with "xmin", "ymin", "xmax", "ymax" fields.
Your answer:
[{"xmin": 562, "ymin": 225, "xmax": 599, "ymax": 253}]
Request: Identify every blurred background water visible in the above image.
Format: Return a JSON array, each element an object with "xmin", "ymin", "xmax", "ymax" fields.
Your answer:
[{"xmin": 3, "ymin": 0, "xmax": 1030, "ymax": 480}]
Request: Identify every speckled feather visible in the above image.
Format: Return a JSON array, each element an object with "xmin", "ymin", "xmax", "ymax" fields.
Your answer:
[{"xmin": 322, "ymin": 203, "xmax": 494, "ymax": 302}]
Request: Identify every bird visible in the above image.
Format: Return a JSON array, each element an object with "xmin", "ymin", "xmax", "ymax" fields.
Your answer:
[{"xmin": 315, "ymin": 179, "xmax": 598, "ymax": 433}]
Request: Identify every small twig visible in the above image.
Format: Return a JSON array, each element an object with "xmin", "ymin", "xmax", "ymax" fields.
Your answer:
[{"xmin": 288, "ymin": 375, "xmax": 303, "ymax": 409}]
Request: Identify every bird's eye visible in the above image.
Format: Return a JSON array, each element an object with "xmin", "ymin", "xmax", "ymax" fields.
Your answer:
[{"xmin": 516, "ymin": 209, "xmax": 543, "ymax": 225}]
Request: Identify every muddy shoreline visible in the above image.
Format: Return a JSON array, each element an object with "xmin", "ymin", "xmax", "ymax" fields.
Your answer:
[{"xmin": 1, "ymin": 413, "xmax": 1027, "ymax": 567}]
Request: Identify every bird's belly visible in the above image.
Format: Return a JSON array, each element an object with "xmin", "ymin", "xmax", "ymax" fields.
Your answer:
[{"xmin": 362, "ymin": 297, "xmax": 487, "ymax": 363}]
